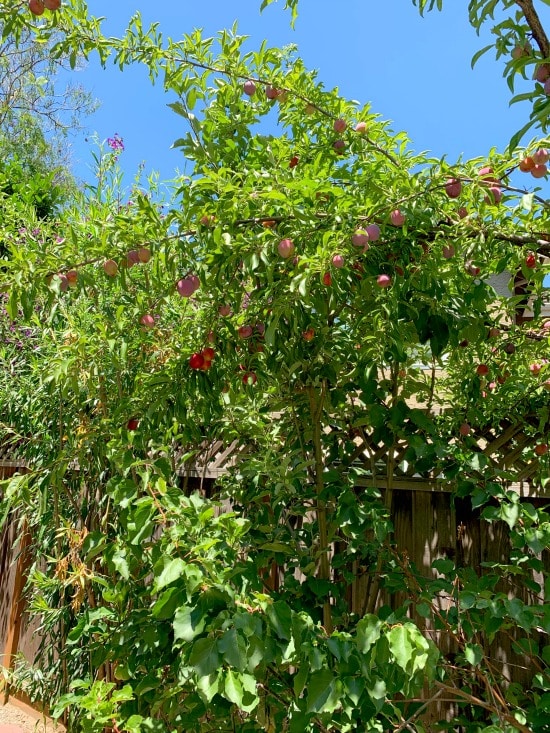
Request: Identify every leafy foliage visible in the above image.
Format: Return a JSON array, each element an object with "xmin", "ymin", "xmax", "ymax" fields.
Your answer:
[{"xmin": 0, "ymin": 3, "xmax": 549, "ymax": 733}]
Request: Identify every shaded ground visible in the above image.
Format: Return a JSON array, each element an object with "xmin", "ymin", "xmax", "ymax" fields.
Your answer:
[{"xmin": 0, "ymin": 700, "xmax": 63, "ymax": 733}]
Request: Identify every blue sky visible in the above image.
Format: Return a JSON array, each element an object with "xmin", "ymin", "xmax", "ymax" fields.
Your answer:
[{"xmin": 65, "ymin": 1, "xmax": 550, "ymax": 187}]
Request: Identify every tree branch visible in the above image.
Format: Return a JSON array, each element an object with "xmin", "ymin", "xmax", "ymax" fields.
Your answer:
[{"xmin": 517, "ymin": 0, "xmax": 550, "ymax": 59}]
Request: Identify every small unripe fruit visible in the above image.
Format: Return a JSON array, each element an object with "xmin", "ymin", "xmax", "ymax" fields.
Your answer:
[
  {"xmin": 242, "ymin": 371, "xmax": 257, "ymax": 385},
  {"xmin": 278, "ymin": 238, "xmax": 295, "ymax": 258},
  {"xmin": 442, "ymin": 245, "xmax": 455, "ymax": 259},
  {"xmin": 484, "ymin": 186, "xmax": 502, "ymax": 204},
  {"xmin": 459, "ymin": 423, "xmax": 471, "ymax": 436},
  {"xmin": 535, "ymin": 443, "xmax": 549, "ymax": 456},
  {"xmin": 529, "ymin": 362, "xmax": 542, "ymax": 375},
  {"xmin": 103, "ymin": 259, "xmax": 118, "ymax": 277},
  {"xmin": 476, "ymin": 363, "xmax": 489, "ymax": 376},
  {"xmin": 238, "ymin": 325, "xmax": 253, "ymax": 339},
  {"xmin": 488, "ymin": 328, "xmax": 500, "ymax": 339},
  {"xmin": 28, "ymin": 0, "xmax": 45, "ymax": 14},
  {"xmin": 44, "ymin": 0, "xmax": 61, "ymax": 9},
  {"xmin": 333, "ymin": 139, "xmax": 346, "ymax": 154},
  {"xmin": 137, "ymin": 247, "xmax": 151, "ymax": 263},
  {"xmin": 377, "ymin": 274, "xmax": 392, "ymax": 288},
  {"xmin": 445, "ymin": 178, "xmax": 461, "ymax": 198},
  {"xmin": 126, "ymin": 250, "xmax": 140, "ymax": 267},
  {"xmin": 525, "ymin": 251, "xmax": 537, "ymax": 269},
  {"xmin": 302, "ymin": 328, "xmax": 315, "ymax": 341},
  {"xmin": 533, "ymin": 148, "xmax": 550, "ymax": 165},
  {"xmin": 66, "ymin": 270, "xmax": 78, "ymax": 286},
  {"xmin": 355, "ymin": 121, "xmax": 368, "ymax": 134},
  {"xmin": 543, "ymin": 320, "xmax": 550, "ymax": 331},
  {"xmin": 535, "ymin": 63, "xmax": 550, "ymax": 82},
  {"xmin": 322, "ymin": 271, "xmax": 332, "ymax": 287},
  {"xmin": 140, "ymin": 314, "xmax": 155, "ymax": 329},
  {"xmin": 390, "ymin": 209, "xmax": 405, "ymax": 226},
  {"xmin": 511, "ymin": 43, "xmax": 531, "ymax": 60},
  {"xmin": 332, "ymin": 254, "xmax": 345, "ymax": 268},
  {"xmin": 243, "ymin": 80, "xmax": 256, "ymax": 96},
  {"xmin": 202, "ymin": 347, "xmax": 215, "ymax": 361},
  {"xmin": 465, "ymin": 260, "xmax": 480, "ymax": 277},
  {"xmin": 544, "ymin": 78, "xmax": 550, "ymax": 96},
  {"xmin": 189, "ymin": 352, "xmax": 205, "ymax": 370},
  {"xmin": 351, "ymin": 230, "xmax": 369, "ymax": 248},
  {"xmin": 366, "ymin": 224, "xmax": 381, "ymax": 242},
  {"xmin": 58, "ymin": 274, "xmax": 69, "ymax": 292},
  {"xmin": 127, "ymin": 418, "xmax": 139, "ymax": 431},
  {"xmin": 458, "ymin": 207, "xmax": 468, "ymax": 219},
  {"xmin": 519, "ymin": 157, "xmax": 535, "ymax": 172},
  {"xmin": 531, "ymin": 163, "xmax": 548, "ymax": 178},
  {"xmin": 503, "ymin": 342, "xmax": 516, "ymax": 354},
  {"xmin": 177, "ymin": 276, "xmax": 200, "ymax": 297},
  {"xmin": 478, "ymin": 166, "xmax": 498, "ymax": 184},
  {"xmin": 289, "ymin": 155, "xmax": 299, "ymax": 168},
  {"xmin": 333, "ymin": 118, "xmax": 347, "ymax": 134},
  {"xmin": 218, "ymin": 304, "xmax": 231, "ymax": 317},
  {"xmin": 265, "ymin": 85, "xmax": 280, "ymax": 100}
]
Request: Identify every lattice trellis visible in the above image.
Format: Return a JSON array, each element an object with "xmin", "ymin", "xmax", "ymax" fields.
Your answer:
[
  {"xmin": 173, "ymin": 417, "xmax": 549, "ymax": 497},
  {"xmin": 1, "ymin": 416, "xmax": 547, "ymax": 496}
]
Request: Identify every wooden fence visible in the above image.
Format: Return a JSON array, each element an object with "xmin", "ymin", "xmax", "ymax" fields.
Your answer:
[{"xmin": 1, "ymin": 419, "xmax": 549, "ymax": 721}]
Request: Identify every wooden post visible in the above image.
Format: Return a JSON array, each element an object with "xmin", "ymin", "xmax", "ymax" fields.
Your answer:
[{"xmin": 2, "ymin": 520, "xmax": 31, "ymax": 704}]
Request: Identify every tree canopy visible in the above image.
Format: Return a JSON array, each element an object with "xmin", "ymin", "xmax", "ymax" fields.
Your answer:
[{"xmin": 1, "ymin": 3, "xmax": 550, "ymax": 732}]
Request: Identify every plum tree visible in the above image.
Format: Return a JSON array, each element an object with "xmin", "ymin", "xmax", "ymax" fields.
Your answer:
[{"xmin": 1, "ymin": 3, "xmax": 550, "ymax": 733}]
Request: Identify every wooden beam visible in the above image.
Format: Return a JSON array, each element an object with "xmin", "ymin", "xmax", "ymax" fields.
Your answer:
[
  {"xmin": 356, "ymin": 476, "xmax": 550, "ymax": 498},
  {"xmin": 2, "ymin": 520, "xmax": 32, "ymax": 704}
]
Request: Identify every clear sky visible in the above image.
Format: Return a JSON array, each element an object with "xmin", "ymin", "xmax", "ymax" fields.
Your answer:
[{"xmin": 64, "ymin": 1, "xmax": 550, "ymax": 187}]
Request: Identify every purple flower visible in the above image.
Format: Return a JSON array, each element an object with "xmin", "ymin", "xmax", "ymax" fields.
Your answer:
[{"xmin": 107, "ymin": 133, "xmax": 125, "ymax": 155}]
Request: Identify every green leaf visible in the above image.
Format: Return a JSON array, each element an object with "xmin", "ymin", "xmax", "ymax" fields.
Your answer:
[
  {"xmin": 266, "ymin": 600, "xmax": 292, "ymax": 640},
  {"xmin": 173, "ymin": 605, "xmax": 205, "ymax": 642},
  {"xmin": 387, "ymin": 623, "xmax": 436, "ymax": 677},
  {"xmin": 306, "ymin": 669, "xmax": 340, "ymax": 714},
  {"xmin": 196, "ymin": 672, "xmax": 219, "ymax": 703},
  {"xmin": 432, "ymin": 558, "xmax": 455, "ymax": 575},
  {"xmin": 221, "ymin": 670, "xmax": 258, "ymax": 712},
  {"xmin": 366, "ymin": 678, "xmax": 387, "ymax": 712},
  {"xmin": 189, "ymin": 637, "xmax": 220, "ymax": 676},
  {"xmin": 464, "ymin": 643, "xmax": 483, "ymax": 666},
  {"xmin": 154, "ymin": 558, "xmax": 186, "ymax": 591},
  {"xmin": 127, "ymin": 499, "xmax": 155, "ymax": 545},
  {"xmin": 356, "ymin": 614, "xmax": 382, "ymax": 653},
  {"xmin": 470, "ymin": 44, "xmax": 493, "ymax": 69},
  {"xmin": 499, "ymin": 502, "xmax": 520, "ymax": 529},
  {"xmin": 218, "ymin": 628, "xmax": 247, "ymax": 672},
  {"xmin": 223, "ymin": 669, "xmax": 243, "ymax": 706},
  {"xmin": 151, "ymin": 587, "xmax": 181, "ymax": 620}
]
